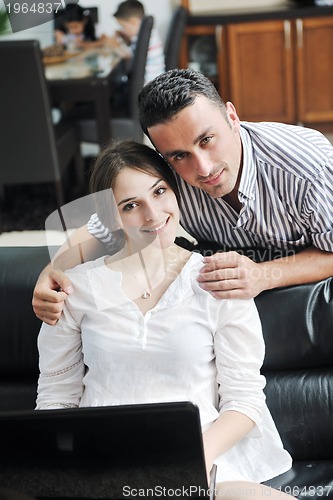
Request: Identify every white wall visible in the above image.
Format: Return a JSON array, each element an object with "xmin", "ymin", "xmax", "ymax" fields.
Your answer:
[{"xmin": 0, "ymin": 0, "xmax": 175, "ymax": 47}]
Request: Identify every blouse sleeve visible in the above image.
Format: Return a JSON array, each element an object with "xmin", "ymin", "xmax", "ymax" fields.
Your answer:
[
  {"xmin": 35, "ymin": 303, "xmax": 84, "ymax": 410},
  {"xmin": 214, "ymin": 298, "xmax": 266, "ymax": 436}
]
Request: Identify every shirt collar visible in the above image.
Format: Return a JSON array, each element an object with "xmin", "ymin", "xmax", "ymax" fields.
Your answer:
[{"xmin": 238, "ymin": 124, "xmax": 257, "ymax": 202}]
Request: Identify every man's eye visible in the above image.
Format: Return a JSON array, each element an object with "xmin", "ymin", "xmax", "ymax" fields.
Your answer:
[
  {"xmin": 202, "ymin": 136, "xmax": 212, "ymax": 145},
  {"xmin": 174, "ymin": 152, "xmax": 187, "ymax": 161}
]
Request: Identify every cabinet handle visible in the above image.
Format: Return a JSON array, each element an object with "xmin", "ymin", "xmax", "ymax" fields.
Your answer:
[
  {"xmin": 215, "ymin": 25, "xmax": 223, "ymax": 53},
  {"xmin": 296, "ymin": 18, "xmax": 303, "ymax": 49},
  {"xmin": 284, "ymin": 20, "xmax": 291, "ymax": 50}
]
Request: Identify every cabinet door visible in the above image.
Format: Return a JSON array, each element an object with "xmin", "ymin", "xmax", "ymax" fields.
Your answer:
[
  {"xmin": 296, "ymin": 16, "xmax": 333, "ymax": 124},
  {"xmin": 227, "ymin": 20, "xmax": 296, "ymax": 123},
  {"xmin": 179, "ymin": 25, "xmax": 228, "ymax": 97}
]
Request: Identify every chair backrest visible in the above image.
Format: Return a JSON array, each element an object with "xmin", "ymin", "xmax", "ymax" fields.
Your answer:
[
  {"xmin": 0, "ymin": 40, "xmax": 61, "ymax": 185},
  {"xmin": 164, "ymin": 6, "xmax": 187, "ymax": 71},
  {"xmin": 127, "ymin": 15, "xmax": 154, "ymax": 119}
]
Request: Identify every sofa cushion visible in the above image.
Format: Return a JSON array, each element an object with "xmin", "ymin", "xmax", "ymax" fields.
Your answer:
[{"xmin": 0, "ymin": 246, "xmax": 51, "ymax": 410}]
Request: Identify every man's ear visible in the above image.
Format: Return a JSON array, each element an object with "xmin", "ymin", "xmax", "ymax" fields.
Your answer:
[{"xmin": 225, "ymin": 101, "xmax": 241, "ymax": 130}]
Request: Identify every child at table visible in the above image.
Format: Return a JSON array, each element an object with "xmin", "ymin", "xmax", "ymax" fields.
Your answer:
[{"xmin": 55, "ymin": 3, "xmax": 98, "ymax": 52}]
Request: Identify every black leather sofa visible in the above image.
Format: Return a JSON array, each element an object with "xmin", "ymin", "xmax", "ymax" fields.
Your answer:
[{"xmin": 0, "ymin": 245, "xmax": 333, "ymax": 498}]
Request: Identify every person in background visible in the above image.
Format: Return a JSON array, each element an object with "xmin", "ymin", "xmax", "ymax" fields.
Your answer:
[
  {"xmin": 104, "ymin": 0, "xmax": 165, "ymax": 85},
  {"xmin": 35, "ymin": 139, "xmax": 294, "ymax": 498},
  {"xmin": 54, "ymin": 3, "xmax": 98, "ymax": 51}
]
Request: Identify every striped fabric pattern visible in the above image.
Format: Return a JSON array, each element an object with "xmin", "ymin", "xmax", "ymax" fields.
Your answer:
[
  {"xmin": 177, "ymin": 122, "xmax": 333, "ymax": 253},
  {"xmin": 144, "ymin": 28, "xmax": 165, "ymax": 84}
]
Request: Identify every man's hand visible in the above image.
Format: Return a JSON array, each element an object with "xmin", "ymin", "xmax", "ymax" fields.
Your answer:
[
  {"xmin": 197, "ymin": 251, "xmax": 267, "ymax": 299},
  {"xmin": 32, "ymin": 266, "xmax": 73, "ymax": 325}
]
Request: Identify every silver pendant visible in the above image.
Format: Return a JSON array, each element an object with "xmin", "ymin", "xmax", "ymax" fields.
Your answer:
[{"xmin": 142, "ymin": 290, "xmax": 151, "ymax": 299}]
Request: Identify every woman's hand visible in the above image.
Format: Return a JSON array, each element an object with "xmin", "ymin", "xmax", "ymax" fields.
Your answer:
[{"xmin": 202, "ymin": 411, "xmax": 256, "ymax": 484}]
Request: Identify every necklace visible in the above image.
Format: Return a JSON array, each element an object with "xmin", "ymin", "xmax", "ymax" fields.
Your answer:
[
  {"xmin": 138, "ymin": 251, "xmax": 153, "ymax": 299},
  {"xmin": 118, "ymin": 245, "xmax": 181, "ymax": 300},
  {"xmin": 121, "ymin": 250, "xmax": 165, "ymax": 300}
]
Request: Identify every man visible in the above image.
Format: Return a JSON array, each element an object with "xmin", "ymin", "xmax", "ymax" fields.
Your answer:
[{"xmin": 33, "ymin": 69, "xmax": 333, "ymax": 324}]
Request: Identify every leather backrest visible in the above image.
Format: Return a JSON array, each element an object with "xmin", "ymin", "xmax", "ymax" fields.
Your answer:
[
  {"xmin": 256, "ymin": 279, "xmax": 333, "ymax": 370},
  {"xmin": 164, "ymin": 6, "xmax": 188, "ymax": 71},
  {"xmin": 0, "ymin": 246, "xmax": 53, "ymax": 410},
  {"xmin": 0, "ymin": 247, "xmax": 51, "ymax": 378},
  {"xmin": 255, "ymin": 278, "xmax": 333, "ymax": 460},
  {"xmin": 0, "ymin": 40, "xmax": 60, "ymax": 185},
  {"xmin": 127, "ymin": 15, "xmax": 154, "ymax": 118}
]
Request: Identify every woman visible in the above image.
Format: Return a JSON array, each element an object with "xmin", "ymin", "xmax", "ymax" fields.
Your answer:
[{"xmin": 36, "ymin": 140, "xmax": 293, "ymax": 499}]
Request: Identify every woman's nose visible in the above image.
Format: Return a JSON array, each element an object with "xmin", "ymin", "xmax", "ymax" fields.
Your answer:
[{"xmin": 144, "ymin": 203, "xmax": 158, "ymax": 222}]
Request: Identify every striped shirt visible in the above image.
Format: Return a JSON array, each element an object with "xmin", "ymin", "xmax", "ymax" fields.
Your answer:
[
  {"xmin": 87, "ymin": 122, "xmax": 333, "ymax": 258},
  {"xmin": 177, "ymin": 122, "xmax": 333, "ymax": 254},
  {"xmin": 144, "ymin": 27, "xmax": 165, "ymax": 84},
  {"xmin": 130, "ymin": 27, "xmax": 165, "ymax": 84}
]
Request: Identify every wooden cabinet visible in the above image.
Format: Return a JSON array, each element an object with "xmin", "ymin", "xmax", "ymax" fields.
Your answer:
[
  {"xmin": 180, "ymin": 7, "xmax": 333, "ymax": 126},
  {"xmin": 179, "ymin": 24, "xmax": 228, "ymax": 97},
  {"xmin": 227, "ymin": 19, "xmax": 296, "ymax": 123},
  {"xmin": 296, "ymin": 16, "xmax": 333, "ymax": 124}
]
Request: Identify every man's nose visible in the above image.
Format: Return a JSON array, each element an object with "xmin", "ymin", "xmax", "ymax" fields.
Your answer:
[{"xmin": 193, "ymin": 152, "xmax": 212, "ymax": 178}]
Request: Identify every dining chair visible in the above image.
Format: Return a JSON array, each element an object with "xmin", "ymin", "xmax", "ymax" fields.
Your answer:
[
  {"xmin": 164, "ymin": 6, "xmax": 188, "ymax": 71},
  {"xmin": 73, "ymin": 15, "xmax": 154, "ymax": 145},
  {"xmin": 0, "ymin": 40, "xmax": 83, "ymax": 217}
]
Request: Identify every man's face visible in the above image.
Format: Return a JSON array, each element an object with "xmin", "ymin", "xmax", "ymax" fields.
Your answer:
[{"xmin": 148, "ymin": 96, "xmax": 242, "ymax": 199}]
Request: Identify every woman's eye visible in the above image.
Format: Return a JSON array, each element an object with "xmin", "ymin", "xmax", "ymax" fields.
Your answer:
[
  {"xmin": 123, "ymin": 202, "xmax": 137, "ymax": 212},
  {"xmin": 202, "ymin": 136, "xmax": 212, "ymax": 145},
  {"xmin": 155, "ymin": 186, "xmax": 166, "ymax": 196}
]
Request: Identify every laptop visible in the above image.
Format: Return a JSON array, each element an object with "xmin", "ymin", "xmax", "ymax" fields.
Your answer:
[{"xmin": 0, "ymin": 402, "xmax": 216, "ymax": 499}]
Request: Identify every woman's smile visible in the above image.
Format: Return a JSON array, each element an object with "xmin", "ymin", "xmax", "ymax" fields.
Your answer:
[
  {"xmin": 141, "ymin": 216, "xmax": 170, "ymax": 233},
  {"xmin": 113, "ymin": 167, "xmax": 179, "ymax": 250}
]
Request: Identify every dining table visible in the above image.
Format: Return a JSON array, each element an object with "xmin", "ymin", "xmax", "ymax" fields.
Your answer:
[{"xmin": 44, "ymin": 47, "xmax": 124, "ymax": 146}]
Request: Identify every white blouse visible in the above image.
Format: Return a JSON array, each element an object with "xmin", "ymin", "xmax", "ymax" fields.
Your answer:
[{"xmin": 36, "ymin": 252, "xmax": 292, "ymax": 483}]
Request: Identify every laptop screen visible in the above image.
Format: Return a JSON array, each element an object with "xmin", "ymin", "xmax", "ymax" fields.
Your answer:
[{"xmin": 0, "ymin": 402, "xmax": 215, "ymax": 499}]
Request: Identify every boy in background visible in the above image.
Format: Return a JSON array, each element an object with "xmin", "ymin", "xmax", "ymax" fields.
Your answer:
[{"xmin": 106, "ymin": 0, "xmax": 165, "ymax": 84}]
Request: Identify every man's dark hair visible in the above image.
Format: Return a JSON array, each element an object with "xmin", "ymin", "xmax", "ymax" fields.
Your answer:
[
  {"xmin": 138, "ymin": 68, "xmax": 227, "ymax": 136},
  {"xmin": 113, "ymin": 0, "xmax": 145, "ymax": 20}
]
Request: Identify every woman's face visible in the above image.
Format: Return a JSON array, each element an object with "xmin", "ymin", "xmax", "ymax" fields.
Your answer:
[{"xmin": 113, "ymin": 167, "xmax": 180, "ymax": 250}]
